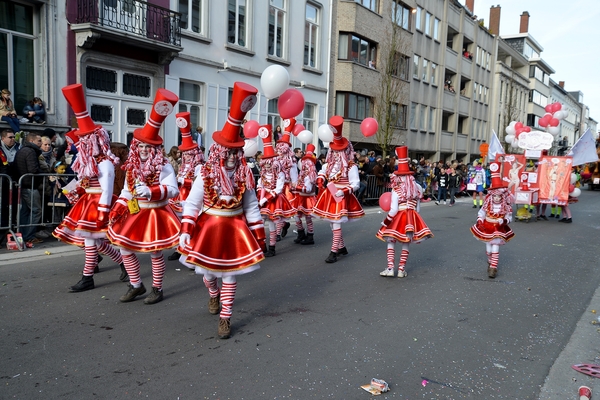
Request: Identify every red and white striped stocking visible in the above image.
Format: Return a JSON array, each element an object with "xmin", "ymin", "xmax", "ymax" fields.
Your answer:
[
  {"xmin": 203, "ymin": 276, "xmax": 220, "ymax": 298},
  {"xmin": 97, "ymin": 239, "xmax": 123, "ymax": 264},
  {"xmin": 150, "ymin": 252, "xmax": 165, "ymax": 290},
  {"xmin": 306, "ymin": 215, "xmax": 314, "ymax": 234},
  {"xmin": 332, "ymin": 228, "xmax": 342, "ymax": 252},
  {"xmin": 83, "ymin": 238, "xmax": 98, "ymax": 276},
  {"xmin": 489, "ymin": 252, "xmax": 499, "ymax": 269},
  {"xmin": 121, "ymin": 252, "xmax": 141, "ymax": 286},
  {"xmin": 220, "ymin": 282, "xmax": 237, "ymax": 319}
]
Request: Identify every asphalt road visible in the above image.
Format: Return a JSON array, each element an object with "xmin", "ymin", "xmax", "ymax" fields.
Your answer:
[{"xmin": 1, "ymin": 190, "xmax": 599, "ymax": 399}]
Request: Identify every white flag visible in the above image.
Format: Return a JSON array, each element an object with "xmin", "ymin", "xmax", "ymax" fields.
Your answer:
[
  {"xmin": 567, "ymin": 128, "xmax": 599, "ymax": 166},
  {"xmin": 488, "ymin": 129, "xmax": 505, "ymax": 161}
]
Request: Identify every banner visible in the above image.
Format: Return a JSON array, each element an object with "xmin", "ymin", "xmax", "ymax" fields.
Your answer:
[
  {"xmin": 537, "ymin": 156, "xmax": 572, "ymax": 205},
  {"xmin": 488, "ymin": 130, "xmax": 505, "ymax": 161},
  {"xmin": 495, "ymin": 154, "xmax": 526, "ymax": 195},
  {"xmin": 567, "ymin": 128, "xmax": 599, "ymax": 166}
]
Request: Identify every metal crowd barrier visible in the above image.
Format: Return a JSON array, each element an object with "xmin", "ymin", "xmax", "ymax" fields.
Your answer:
[
  {"xmin": 0, "ymin": 174, "xmax": 20, "ymax": 249},
  {"xmin": 362, "ymin": 174, "xmax": 391, "ymax": 202}
]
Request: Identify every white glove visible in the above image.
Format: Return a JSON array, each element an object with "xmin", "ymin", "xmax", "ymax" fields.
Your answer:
[
  {"xmin": 335, "ymin": 189, "xmax": 344, "ymax": 197},
  {"xmin": 259, "ymin": 198, "xmax": 267, "ymax": 207},
  {"xmin": 179, "ymin": 233, "xmax": 191, "ymax": 249},
  {"xmin": 497, "ymin": 218, "xmax": 504, "ymax": 224},
  {"xmin": 177, "ymin": 176, "xmax": 184, "ymax": 184},
  {"xmin": 135, "ymin": 184, "xmax": 151, "ymax": 199}
]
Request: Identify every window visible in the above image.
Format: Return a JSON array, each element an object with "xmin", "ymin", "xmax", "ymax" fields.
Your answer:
[
  {"xmin": 419, "ymin": 105, "xmax": 427, "ymax": 130},
  {"xmin": 430, "ymin": 62, "xmax": 437, "ymax": 85},
  {"xmin": 335, "ymin": 92, "xmax": 372, "ymax": 120},
  {"xmin": 428, "ymin": 107, "xmax": 436, "ymax": 131},
  {"xmin": 529, "ymin": 66, "xmax": 549, "ymax": 85},
  {"xmin": 473, "ymin": 82, "xmax": 478, "ymax": 99},
  {"xmin": 228, "ymin": 0, "xmax": 248, "ymax": 47},
  {"xmin": 410, "ymin": 102, "xmax": 418, "ymax": 129},
  {"xmin": 392, "ymin": 1, "xmax": 411, "ymax": 30},
  {"xmin": 178, "ymin": 81, "xmax": 204, "ymax": 144},
  {"xmin": 425, "ymin": 12, "xmax": 431, "ymax": 36},
  {"xmin": 268, "ymin": 98, "xmax": 282, "ymax": 129},
  {"xmin": 304, "ymin": 3, "xmax": 320, "ymax": 68},
  {"xmin": 422, "ymin": 59, "xmax": 429, "ymax": 81},
  {"xmin": 303, "ymin": 103, "xmax": 316, "ymax": 134},
  {"xmin": 339, "ymin": 33, "xmax": 377, "ymax": 67},
  {"xmin": 390, "ymin": 103, "xmax": 407, "ymax": 128},
  {"xmin": 0, "ymin": 1, "xmax": 35, "ymax": 114},
  {"xmin": 415, "ymin": 7, "xmax": 423, "ymax": 31},
  {"xmin": 413, "ymin": 55, "xmax": 420, "ymax": 79},
  {"xmin": 529, "ymin": 90, "xmax": 548, "ymax": 107},
  {"xmin": 87, "ymin": 67, "xmax": 118, "ymax": 93},
  {"xmin": 355, "ymin": 0, "xmax": 378, "ymax": 12},
  {"xmin": 393, "ymin": 53, "xmax": 410, "ymax": 80},
  {"xmin": 179, "ymin": 0, "xmax": 205, "ymax": 34},
  {"xmin": 433, "ymin": 18, "xmax": 440, "ymax": 41},
  {"xmin": 268, "ymin": 0, "xmax": 286, "ymax": 58},
  {"xmin": 523, "ymin": 42, "xmax": 539, "ymax": 60}
]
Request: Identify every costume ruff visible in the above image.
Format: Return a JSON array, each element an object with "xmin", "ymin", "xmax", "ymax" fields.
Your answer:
[
  {"xmin": 179, "ymin": 176, "xmax": 264, "ymax": 275},
  {"xmin": 53, "ymin": 177, "xmax": 115, "ymax": 243},
  {"xmin": 470, "ymin": 216, "xmax": 514, "ymax": 245},
  {"xmin": 291, "ymin": 192, "xmax": 317, "ymax": 214},
  {"xmin": 312, "ymin": 177, "xmax": 365, "ymax": 222},
  {"xmin": 376, "ymin": 199, "xmax": 433, "ymax": 243}
]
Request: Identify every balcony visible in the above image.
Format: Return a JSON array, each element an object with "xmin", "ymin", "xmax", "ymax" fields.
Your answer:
[{"xmin": 71, "ymin": 0, "xmax": 183, "ymax": 64}]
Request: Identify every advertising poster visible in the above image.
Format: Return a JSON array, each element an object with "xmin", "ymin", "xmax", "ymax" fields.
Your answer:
[
  {"xmin": 537, "ymin": 156, "xmax": 572, "ymax": 205},
  {"xmin": 495, "ymin": 154, "xmax": 526, "ymax": 195}
]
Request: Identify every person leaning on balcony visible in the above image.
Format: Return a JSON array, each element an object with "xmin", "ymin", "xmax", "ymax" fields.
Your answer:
[{"xmin": 1, "ymin": 89, "xmax": 21, "ymax": 133}]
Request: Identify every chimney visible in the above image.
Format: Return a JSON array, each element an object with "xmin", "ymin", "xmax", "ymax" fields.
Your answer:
[
  {"xmin": 465, "ymin": 0, "xmax": 474, "ymax": 14},
  {"xmin": 559, "ymin": 81, "xmax": 565, "ymax": 88},
  {"xmin": 519, "ymin": 11, "xmax": 530, "ymax": 33},
  {"xmin": 489, "ymin": 5, "xmax": 501, "ymax": 35}
]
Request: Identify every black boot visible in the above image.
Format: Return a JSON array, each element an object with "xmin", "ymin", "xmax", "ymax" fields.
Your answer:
[
  {"xmin": 293, "ymin": 229, "xmax": 306, "ymax": 244},
  {"xmin": 276, "ymin": 235, "xmax": 282, "ymax": 242},
  {"xmin": 325, "ymin": 251, "xmax": 338, "ymax": 263},
  {"xmin": 167, "ymin": 251, "xmax": 181, "ymax": 261},
  {"xmin": 281, "ymin": 221, "xmax": 291, "ymax": 238},
  {"xmin": 119, "ymin": 263, "xmax": 129, "ymax": 282},
  {"xmin": 300, "ymin": 233, "xmax": 314, "ymax": 245},
  {"xmin": 69, "ymin": 275, "xmax": 94, "ymax": 292},
  {"xmin": 265, "ymin": 245, "xmax": 276, "ymax": 257},
  {"xmin": 337, "ymin": 246, "xmax": 348, "ymax": 255}
]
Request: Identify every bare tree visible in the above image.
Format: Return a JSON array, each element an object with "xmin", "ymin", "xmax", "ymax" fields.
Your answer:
[
  {"xmin": 499, "ymin": 72, "xmax": 523, "ymax": 153},
  {"xmin": 373, "ymin": 4, "xmax": 411, "ymax": 158}
]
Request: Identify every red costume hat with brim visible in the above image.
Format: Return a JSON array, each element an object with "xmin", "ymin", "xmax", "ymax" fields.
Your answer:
[
  {"xmin": 488, "ymin": 162, "xmax": 508, "ymax": 189},
  {"xmin": 176, "ymin": 112, "xmax": 197, "ymax": 151},
  {"xmin": 328, "ymin": 116, "xmax": 349, "ymax": 151},
  {"xmin": 61, "ymin": 84, "xmax": 102, "ymax": 136},
  {"xmin": 259, "ymin": 125, "xmax": 276, "ymax": 159},
  {"xmin": 393, "ymin": 146, "xmax": 413, "ymax": 175},
  {"xmin": 65, "ymin": 130, "xmax": 80, "ymax": 145},
  {"xmin": 277, "ymin": 118, "xmax": 295, "ymax": 145},
  {"xmin": 213, "ymin": 82, "xmax": 258, "ymax": 148},
  {"xmin": 133, "ymin": 89, "xmax": 179, "ymax": 146},
  {"xmin": 301, "ymin": 143, "xmax": 317, "ymax": 163}
]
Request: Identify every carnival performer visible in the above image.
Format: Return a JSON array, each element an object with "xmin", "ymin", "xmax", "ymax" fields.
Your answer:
[
  {"xmin": 377, "ymin": 146, "xmax": 433, "ymax": 278},
  {"xmin": 257, "ymin": 124, "xmax": 295, "ymax": 257},
  {"xmin": 470, "ymin": 162, "xmax": 515, "ymax": 278},
  {"xmin": 167, "ymin": 111, "xmax": 205, "ymax": 261},
  {"xmin": 292, "ymin": 143, "xmax": 318, "ymax": 245},
  {"xmin": 53, "ymin": 84, "xmax": 126, "ymax": 292},
  {"xmin": 470, "ymin": 160, "xmax": 486, "ymax": 208},
  {"xmin": 274, "ymin": 118, "xmax": 298, "ymax": 240},
  {"xmin": 107, "ymin": 89, "xmax": 180, "ymax": 304},
  {"xmin": 312, "ymin": 116, "xmax": 365, "ymax": 263},
  {"xmin": 178, "ymin": 82, "xmax": 266, "ymax": 339}
]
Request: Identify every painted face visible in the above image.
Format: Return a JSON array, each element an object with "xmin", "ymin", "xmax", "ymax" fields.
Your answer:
[
  {"xmin": 138, "ymin": 143, "xmax": 153, "ymax": 161},
  {"xmin": 226, "ymin": 149, "xmax": 237, "ymax": 169},
  {"xmin": 55, "ymin": 165, "xmax": 67, "ymax": 174},
  {"xmin": 182, "ymin": 151, "xmax": 193, "ymax": 164},
  {"xmin": 492, "ymin": 193, "xmax": 502, "ymax": 203}
]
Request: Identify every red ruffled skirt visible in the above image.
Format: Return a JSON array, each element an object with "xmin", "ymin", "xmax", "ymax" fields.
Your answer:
[
  {"xmin": 107, "ymin": 203, "xmax": 180, "ymax": 252},
  {"xmin": 312, "ymin": 191, "xmax": 365, "ymax": 222},
  {"xmin": 376, "ymin": 210, "xmax": 433, "ymax": 243},
  {"xmin": 292, "ymin": 193, "xmax": 317, "ymax": 215},
  {"xmin": 470, "ymin": 220, "xmax": 515, "ymax": 245},
  {"xmin": 168, "ymin": 185, "xmax": 192, "ymax": 215},
  {"xmin": 53, "ymin": 193, "xmax": 116, "ymax": 244},
  {"xmin": 260, "ymin": 194, "xmax": 296, "ymax": 220},
  {"xmin": 179, "ymin": 211, "xmax": 264, "ymax": 274}
]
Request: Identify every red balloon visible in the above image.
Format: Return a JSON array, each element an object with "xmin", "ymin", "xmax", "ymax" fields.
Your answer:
[
  {"xmin": 292, "ymin": 123, "xmax": 305, "ymax": 137},
  {"xmin": 514, "ymin": 122, "xmax": 523, "ymax": 130},
  {"xmin": 549, "ymin": 118, "xmax": 560, "ymax": 127},
  {"xmin": 545, "ymin": 105, "xmax": 553, "ymax": 113},
  {"xmin": 243, "ymin": 120, "xmax": 260, "ymax": 139},
  {"xmin": 379, "ymin": 192, "xmax": 392, "ymax": 212},
  {"xmin": 551, "ymin": 102, "xmax": 562, "ymax": 113},
  {"xmin": 569, "ymin": 184, "xmax": 575, "ymax": 193},
  {"xmin": 278, "ymin": 89, "xmax": 305, "ymax": 119},
  {"xmin": 360, "ymin": 117, "xmax": 379, "ymax": 137},
  {"xmin": 523, "ymin": 126, "xmax": 531, "ymax": 133},
  {"xmin": 538, "ymin": 116, "xmax": 550, "ymax": 128}
]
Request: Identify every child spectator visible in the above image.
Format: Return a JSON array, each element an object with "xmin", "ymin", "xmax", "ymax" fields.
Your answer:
[
  {"xmin": 435, "ymin": 166, "xmax": 449, "ymax": 205},
  {"xmin": 448, "ymin": 167, "xmax": 462, "ymax": 206},
  {"xmin": 23, "ymin": 97, "xmax": 46, "ymax": 124}
]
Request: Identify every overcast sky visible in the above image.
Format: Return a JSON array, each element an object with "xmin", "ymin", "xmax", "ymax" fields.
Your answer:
[{"xmin": 468, "ymin": 0, "xmax": 600, "ymax": 129}]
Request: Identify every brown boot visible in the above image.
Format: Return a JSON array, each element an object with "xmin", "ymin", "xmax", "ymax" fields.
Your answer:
[
  {"xmin": 218, "ymin": 318, "xmax": 231, "ymax": 339},
  {"xmin": 487, "ymin": 266, "xmax": 497, "ymax": 279},
  {"xmin": 208, "ymin": 295, "xmax": 221, "ymax": 315}
]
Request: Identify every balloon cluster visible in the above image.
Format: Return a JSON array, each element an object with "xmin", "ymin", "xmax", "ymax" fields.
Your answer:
[
  {"xmin": 504, "ymin": 121, "xmax": 531, "ymax": 147},
  {"xmin": 539, "ymin": 102, "xmax": 566, "ymax": 136},
  {"xmin": 569, "ymin": 172, "xmax": 581, "ymax": 198}
]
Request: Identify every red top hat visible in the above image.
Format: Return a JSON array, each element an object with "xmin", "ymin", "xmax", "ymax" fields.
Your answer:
[
  {"xmin": 65, "ymin": 130, "xmax": 80, "ymax": 145},
  {"xmin": 328, "ymin": 116, "xmax": 349, "ymax": 151},
  {"xmin": 259, "ymin": 125, "xmax": 276, "ymax": 159},
  {"xmin": 393, "ymin": 146, "xmax": 413, "ymax": 175},
  {"xmin": 213, "ymin": 82, "xmax": 258, "ymax": 148},
  {"xmin": 133, "ymin": 89, "xmax": 179, "ymax": 146},
  {"xmin": 176, "ymin": 112, "xmax": 197, "ymax": 151},
  {"xmin": 488, "ymin": 162, "xmax": 508, "ymax": 189},
  {"xmin": 61, "ymin": 84, "xmax": 102, "ymax": 136},
  {"xmin": 277, "ymin": 118, "xmax": 295, "ymax": 145},
  {"xmin": 301, "ymin": 143, "xmax": 317, "ymax": 163}
]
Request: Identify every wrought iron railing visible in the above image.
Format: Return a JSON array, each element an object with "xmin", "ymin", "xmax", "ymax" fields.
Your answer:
[{"xmin": 76, "ymin": 0, "xmax": 181, "ymax": 46}]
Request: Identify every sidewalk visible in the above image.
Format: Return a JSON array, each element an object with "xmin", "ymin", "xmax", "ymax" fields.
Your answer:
[{"xmin": 0, "ymin": 236, "xmax": 79, "ymax": 265}]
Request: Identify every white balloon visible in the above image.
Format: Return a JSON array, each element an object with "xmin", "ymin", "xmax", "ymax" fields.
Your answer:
[
  {"xmin": 547, "ymin": 126, "xmax": 560, "ymax": 136},
  {"xmin": 297, "ymin": 129, "xmax": 313, "ymax": 144},
  {"xmin": 570, "ymin": 187, "xmax": 581, "ymax": 197},
  {"xmin": 260, "ymin": 65, "xmax": 290, "ymax": 99},
  {"xmin": 243, "ymin": 138, "xmax": 259, "ymax": 158},
  {"xmin": 505, "ymin": 126, "xmax": 516, "ymax": 136},
  {"xmin": 317, "ymin": 123, "xmax": 334, "ymax": 142},
  {"xmin": 570, "ymin": 173, "xmax": 578, "ymax": 184},
  {"xmin": 509, "ymin": 121, "xmax": 517, "ymax": 127},
  {"xmin": 553, "ymin": 110, "xmax": 566, "ymax": 120},
  {"xmin": 505, "ymin": 134, "xmax": 515, "ymax": 144}
]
